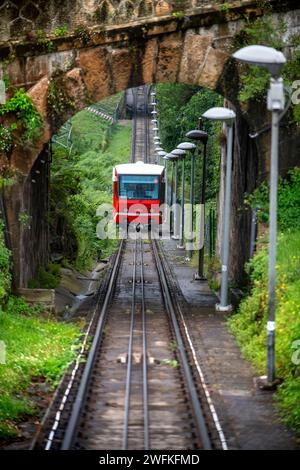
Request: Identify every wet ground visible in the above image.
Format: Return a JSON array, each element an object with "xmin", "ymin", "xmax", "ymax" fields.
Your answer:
[{"xmin": 161, "ymin": 238, "xmax": 299, "ymax": 450}]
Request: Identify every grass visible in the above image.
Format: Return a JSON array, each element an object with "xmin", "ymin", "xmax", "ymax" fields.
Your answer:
[
  {"xmin": 0, "ymin": 297, "xmax": 81, "ymax": 439},
  {"xmin": 228, "ymin": 230, "xmax": 300, "ymax": 433}
]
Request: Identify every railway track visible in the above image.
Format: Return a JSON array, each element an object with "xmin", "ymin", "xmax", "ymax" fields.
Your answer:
[
  {"xmin": 32, "ymin": 86, "xmax": 226, "ymax": 451},
  {"xmin": 131, "ymin": 86, "xmax": 150, "ymax": 163}
]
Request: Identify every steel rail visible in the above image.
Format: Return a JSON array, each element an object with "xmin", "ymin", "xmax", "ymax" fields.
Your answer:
[
  {"xmin": 144, "ymin": 86, "xmax": 149, "ymax": 163},
  {"xmin": 61, "ymin": 239, "xmax": 125, "ymax": 450},
  {"xmin": 140, "ymin": 237, "xmax": 150, "ymax": 449},
  {"xmin": 151, "ymin": 239, "xmax": 212, "ymax": 450},
  {"xmin": 131, "ymin": 88, "xmax": 137, "ymax": 162},
  {"xmin": 122, "ymin": 237, "xmax": 138, "ymax": 449}
]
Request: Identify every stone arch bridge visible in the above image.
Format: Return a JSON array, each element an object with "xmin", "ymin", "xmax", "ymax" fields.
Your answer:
[{"xmin": 0, "ymin": 0, "xmax": 299, "ymax": 287}]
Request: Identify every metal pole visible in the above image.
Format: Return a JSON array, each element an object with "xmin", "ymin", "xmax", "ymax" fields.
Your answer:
[
  {"xmin": 267, "ymin": 110, "xmax": 279, "ymax": 384},
  {"xmin": 165, "ymin": 159, "xmax": 168, "ymax": 205},
  {"xmin": 178, "ymin": 157, "xmax": 185, "ymax": 248},
  {"xmin": 173, "ymin": 160, "xmax": 179, "ymax": 239},
  {"xmin": 197, "ymin": 142, "xmax": 207, "ymax": 279},
  {"xmin": 170, "ymin": 161, "xmax": 174, "ymax": 234},
  {"xmin": 217, "ymin": 122, "xmax": 233, "ymax": 311},
  {"xmin": 187, "ymin": 150, "xmax": 195, "ymax": 258}
]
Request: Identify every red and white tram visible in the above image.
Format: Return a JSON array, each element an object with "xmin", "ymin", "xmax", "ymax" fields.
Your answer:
[{"xmin": 113, "ymin": 162, "xmax": 165, "ymax": 227}]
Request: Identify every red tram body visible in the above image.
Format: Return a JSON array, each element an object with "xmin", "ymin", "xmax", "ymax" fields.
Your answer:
[{"xmin": 113, "ymin": 162, "xmax": 165, "ymax": 227}]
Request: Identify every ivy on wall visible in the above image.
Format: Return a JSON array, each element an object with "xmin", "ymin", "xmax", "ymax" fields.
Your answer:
[
  {"xmin": 232, "ymin": 10, "xmax": 300, "ymax": 125},
  {"xmin": 0, "ymin": 88, "xmax": 42, "ymax": 154}
]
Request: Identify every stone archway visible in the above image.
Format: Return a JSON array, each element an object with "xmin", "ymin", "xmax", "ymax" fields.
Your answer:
[{"xmin": 1, "ymin": 0, "xmax": 299, "ymax": 287}]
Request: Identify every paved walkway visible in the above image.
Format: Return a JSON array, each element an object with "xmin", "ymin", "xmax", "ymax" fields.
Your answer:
[{"xmin": 162, "ymin": 239, "xmax": 298, "ymax": 450}]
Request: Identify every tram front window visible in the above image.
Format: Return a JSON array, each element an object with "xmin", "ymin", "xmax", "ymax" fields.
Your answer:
[{"xmin": 119, "ymin": 175, "xmax": 159, "ymax": 200}]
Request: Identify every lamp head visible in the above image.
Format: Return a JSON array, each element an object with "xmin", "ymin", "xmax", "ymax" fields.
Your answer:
[
  {"xmin": 233, "ymin": 45, "xmax": 286, "ymax": 78},
  {"xmin": 171, "ymin": 148, "xmax": 186, "ymax": 157},
  {"xmin": 202, "ymin": 107, "xmax": 236, "ymax": 123},
  {"xmin": 186, "ymin": 130, "xmax": 208, "ymax": 143}
]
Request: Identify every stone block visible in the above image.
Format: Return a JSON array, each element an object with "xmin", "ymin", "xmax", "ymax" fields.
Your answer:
[{"xmin": 16, "ymin": 288, "xmax": 55, "ymax": 313}]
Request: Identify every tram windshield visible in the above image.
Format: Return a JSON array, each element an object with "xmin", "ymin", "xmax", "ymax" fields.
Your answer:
[{"xmin": 119, "ymin": 175, "xmax": 159, "ymax": 200}]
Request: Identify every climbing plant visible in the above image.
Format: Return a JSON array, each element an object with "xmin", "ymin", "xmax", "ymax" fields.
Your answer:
[
  {"xmin": 47, "ymin": 76, "xmax": 75, "ymax": 129},
  {"xmin": 0, "ymin": 89, "xmax": 42, "ymax": 146}
]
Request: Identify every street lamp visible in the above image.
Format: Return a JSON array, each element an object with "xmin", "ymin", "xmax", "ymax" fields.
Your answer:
[
  {"xmin": 186, "ymin": 130, "xmax": 209, "ymax": 278},
  {"xmin": 202, "ymin": 107, "xmax": 236, "ymax": 312},
  {"xmin": 177, "ymin": 142, "xmax": 197, "ymax": 259},
  {"xmin": 171, "ymin": 148, "xmax": 186, "ymax": 248},
  {"xmin": 157, "ymin": 150, "xmax": 167, "ymax": 165},
  {"xmin": 167, "ymin": 153, "xmax": 180, "ymax": 239},
  {"xmin": 162, "ymin": 154, "xmax": 171, "ymax": 208},
  {"xmin": 233, "ymin": 45, "xmax": 286, "ymax": 385}
]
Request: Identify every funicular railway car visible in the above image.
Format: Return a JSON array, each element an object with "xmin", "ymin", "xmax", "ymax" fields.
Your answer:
[{"xmin": 113, "ymin": 162, "xmax": 165, "ymax": 228}]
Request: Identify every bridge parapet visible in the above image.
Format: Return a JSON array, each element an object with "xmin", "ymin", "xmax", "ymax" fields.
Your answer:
[{"xmin": 0, "ymin": 0, "xmax": 269, "ymax": 42}]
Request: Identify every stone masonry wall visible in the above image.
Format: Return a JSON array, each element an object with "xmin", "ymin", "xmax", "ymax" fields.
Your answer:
[{"xmin": 0, "ymin": 0, "xmax": 269, "ymax": 41}]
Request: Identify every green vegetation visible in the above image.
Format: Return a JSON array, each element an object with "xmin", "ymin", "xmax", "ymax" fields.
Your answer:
[
  {"xmin": 232, "ymin": 9, "xmax": 300, "ymax": 124},
  {"xmin": 229, "ymin": 167, "xmax": 300, "ymax": 433},
  {"xmin": 245, "ymin": 167, "xmax": 300, "ymax": 229},
  {"xmin": 74, "ymin": 25, "xmax": 91, "ymax": 45},
  {"xmin": 156, "ymin": 83, "xmax": 222, "ymax": 203},
  {"xmin": 54, "ymin": 24, "xmax": 69, "ymax": 37},
  {"xmin": 0, "ymin": 220, "xmax": 81, "ymax": 439},
  {"xmin": 47, "ymin": 79, "xmax": 75, "ymax": 128},
  {"xmin": 0, "ymin": 124, "xmax": 15, "ymax": 154},
  {"xmin": 0, "ymin": 297, "xmax": 81, "ymax": 438},
  {"xmin": 28, "ymin": 263, "xmax": 61, "ymax": 289},
  {"xmin": 36, "ymin": 29, "xmax": 54, "ymax": 52},
  {"xmin": 0, "ymin": 219, "xmax": 11, "ymax": 309},
  {"xmin": 0, "ymin": 89, "xmax": 42, "ymax": 147},
  {"xmin": 50, "ymin": 96, "xmax": 130, "ymax": 270}
]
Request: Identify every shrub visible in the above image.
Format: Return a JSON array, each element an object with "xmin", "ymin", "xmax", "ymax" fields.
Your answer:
[
  {"xmin": 0, "ymin": 89, "xmax": 42, "ymax": 144},
  {"xmin": 246, "ymin": 167, "xmax": 300, "ymax": 230},
  {"xmin": 229, "ymin": 231, "xmax": 300, "ymax": 433},
  {"xmin": 28, "ymin": 263, "xmax": 61, "ymax": 289}
]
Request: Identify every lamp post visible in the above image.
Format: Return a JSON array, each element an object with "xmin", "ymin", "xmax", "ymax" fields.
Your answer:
[
  {"xmin": 186, "ymin": 130, "xmax": 209, "ymax": 278},
  {"xmin": 177, "ymin": 142, "xmax": 197, "ymax": 259},
  {"xmin": 153, "ymin": 126, "xmax": 159, "ymax": 138},
  {"xmin": 165, "ymin": 153, "xmax": 179, "ymax": 234},
  {"xmin": 233, "ymin": 45, "xmax": 286, "ymax": 385},
  {"xmin": 202, "ymin": 107, "xmax": 236, "ymax": 312},
  {"xmin": 170, "ymin": 148, "xmax": 186, "ymax": 248},
  {"xmin": 162, "ymin": 155, "xmax": 170, "ymax": 208},
  {"xmin": 168, "ymin": 154, "xmax": 181, "ymax": 239}
]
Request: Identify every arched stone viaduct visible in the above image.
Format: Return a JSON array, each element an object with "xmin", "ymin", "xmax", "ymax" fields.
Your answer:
[{"xmin": 0, "ymin": 0, "xmax": 299, "ymax": 287}]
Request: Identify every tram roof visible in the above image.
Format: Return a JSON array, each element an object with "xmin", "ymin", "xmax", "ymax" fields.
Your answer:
[{"xmin": 113, "ymin": 162, "xmax": 165, "ymax": 177}]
